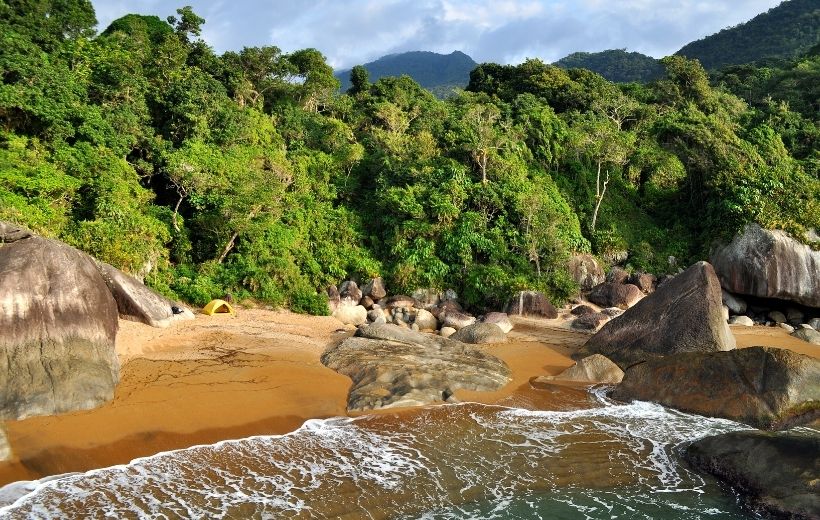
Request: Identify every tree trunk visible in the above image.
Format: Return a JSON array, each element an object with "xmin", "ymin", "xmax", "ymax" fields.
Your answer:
[
  {"xmin": 217, "ymin": 231, "xmax": 239, "ymax": 264},
  {"xmin": 172, "ymin": 195, "xmax": 184, "ymax": 232},
  {"xmin": 480, "ymin": 153, "xmax": 488, "ymax": 184},
  {"xmin": 591, "ymin": 162, "xmax": 610, "ymax": 234}
]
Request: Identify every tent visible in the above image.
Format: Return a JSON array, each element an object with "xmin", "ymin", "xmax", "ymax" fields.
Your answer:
[{"xmin": 202, "ymin": 299, "xmax": 235, "ymax": 316}]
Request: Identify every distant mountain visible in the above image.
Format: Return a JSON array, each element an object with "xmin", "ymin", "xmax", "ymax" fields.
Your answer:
[
  {"xmin": 677, "ymin": 0, "xmax": 820, "ymax": 70},
  {"xmin": 336, "ymin": 51, "xmax": 477, "ymax": 96},
  {"xmin": 554, "ymin": 50, "xmax": 664, "ymax": 83}
]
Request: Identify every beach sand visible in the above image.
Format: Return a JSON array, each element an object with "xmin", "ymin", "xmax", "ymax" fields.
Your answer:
[{"xmin": 0, "ymin": 310, "xmax": 816, "ymax": 486}]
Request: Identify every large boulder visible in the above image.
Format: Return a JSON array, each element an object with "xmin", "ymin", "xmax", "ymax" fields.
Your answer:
[
  {"xmin": 0, "ymin": 234, "xmax": 120, "ymax": 420},
  {"xmin": 613, "ymin": 347, "xmax": 820, "ymax": 430},
  {"xmin": 361, "ymin": 277, "xmax": 387, "ymax": 301},
  {"xmin": 711, "ymin": 223, "xmax": 820, "ymax": 308},
  {"xmin": 792, "ymin": 327, "xmax": 820, "ymax": 345},
  {"xmin": 535, "ymin": 354, "xmax": 624, "ymax": 384},
  {"xmin": 567, "ymin": 254, "xmax": 605, "ymax": 291},
  {"xmin": 606, "ymin": 266, "xmax": 630, "ymax": 284},
  {"xmin": 481, "ymin": 312, "xmax": 513, "ymax": 333},
  {"xmin": 685, "ymin": 431, "xmax": 820, "ymax": 519},
  {"xmin": 628, "ymin": 272, "xmax": 657, "ymax": 293},
  {"xmin": 332, "ymin": 305, "xmax": 368, "ymax": 326},
  {"xmin": 321, "ymin": 324, "xmax": 511, "ymax": 411},
  {"xmin": 441, "ymin": 310, "xmax": 476, "ymax": 330},
  {"xmin": 95, "ymin": 262, "xmax": 194, "ymax": 328},
  {"xmin": 587, "ymin": 282, "xmax": 643, "ymax": 310},
  {"xmin": 413, "ymin": 308, "xmax": 438, "ymax": 331},
  {"xmin": 450, "ymin": 323, "xmax": 507, "ymax": 344},
  {"xmin": 577, "ymin": 262, "xmax": 735, "ymax": 369},
  {"xmin": 506, "ymin": 291, "xmax": 558, "ymax": 319}
]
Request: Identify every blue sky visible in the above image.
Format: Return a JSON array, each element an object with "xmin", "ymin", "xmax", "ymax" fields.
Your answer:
[{"xmin": 90, "ymin": 1, "xmax": 784, "ymax": 69}]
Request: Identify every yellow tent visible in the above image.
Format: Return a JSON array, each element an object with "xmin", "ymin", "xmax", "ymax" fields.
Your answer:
[{"xmin": 202, "ymin": 299, "xmax": 235, "ymax": 316}]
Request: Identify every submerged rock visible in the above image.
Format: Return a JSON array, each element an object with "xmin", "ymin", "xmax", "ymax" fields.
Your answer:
[
  {"xmin": 685, "ymin": 431, "xmax": 820, "ymax": 519},
  {"xmin": 321, "ymin": 324, "xmax": 511, "ymax": 411},
  {"xmin": 506, "ymin": 291, "xmax": 558, "ymax": 319},
  {"xmin": 578, "ymin": 262, "xmax": 735, "ymax": 369},
  {"xmin": 711, "ymin": 223, "xmax": 820, "ymax": 308},
  {"xmin": 613, "ymin": 347, "xmax": 820, "ymax": 430},
  {"xmin": 0, "ymin": 234, "xmax": 120, "ymax": 420},
  {"xmin": 450, "ymin": 323, "xmax": 506, "ymax": 344},
  {"xmin": 535, "ymin": 354, "xmax": 624, "ymax": 384}
]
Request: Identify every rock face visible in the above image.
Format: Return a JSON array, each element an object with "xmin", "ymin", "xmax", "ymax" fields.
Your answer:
[
  {"xmin": 567, "ymin": 254, "xmax": 605, "ymax": 291},
  {"xmin": 450, "ymin": 323, "xmax": 507, "ymax": 344},
  {"xmin": 587, "ymin": 282, "xmax": 643, "ymax": 310},
  {"xmin": 579, "ymin": 262, "xmax": 735, "ymax": 369},
  {"xmin": 536, "ymin": 354, "xmax": 624, "ymax": 384},
  {"xmin": 792, "ymin": 328, "xmax": 820, "ymax": 345},
  {"xmin": 320, "ymin": 324, "xmax": 511, "ymax": 411},
  {"xmin": 711, "ymin": 223, "xmax": 820, "ymax": 308},
  {"xmin": 613, "ymin": 347, "xmax": 820, "ymax": 430},
  {"xmin": 481, "ymin": 312, "xmax": 513, "ymax": 333},
  {"xmin": 506, "ymin": 291, "xmax": 558, "ymax": 319},
  {"xmin": 685, "ymin": 431, "xmax": 820, "ymax": 519},
  {"xmin": 96, "ymin": 262, "xmax": 194, "ymax": 328},
  {"xmin": 0, "ymin": 234, "xmax": 120, "ymax": 420}
]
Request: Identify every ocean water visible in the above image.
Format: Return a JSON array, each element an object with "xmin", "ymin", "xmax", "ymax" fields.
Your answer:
[{"xmin": 0, "ymin": 389, "xmax": 757, "ymax": 519}]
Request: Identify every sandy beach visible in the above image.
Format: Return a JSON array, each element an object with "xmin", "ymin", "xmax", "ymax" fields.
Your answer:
[{"xmin": 0, "ymin": 309, "xmax": 815, "ymax": 487}]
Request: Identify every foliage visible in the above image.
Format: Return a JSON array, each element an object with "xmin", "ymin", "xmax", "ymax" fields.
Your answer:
[{"xmin": 555, "ymin": 49, "xmax": 664, "ymax": 83}]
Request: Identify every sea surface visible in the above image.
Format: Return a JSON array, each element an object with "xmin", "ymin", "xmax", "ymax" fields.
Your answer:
[{"xmin": 0, "ymin": 387, "xmax": 760, "ymax": 519}]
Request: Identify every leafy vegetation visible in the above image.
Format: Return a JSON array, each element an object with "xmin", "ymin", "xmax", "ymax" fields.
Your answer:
[
  {"xmin": 1, "ymin": 2, "xmax": 817, "ymax": 315},
  {"xmin": 677, "ymin": 0, "xmax": 820, "ymax": 70},
  {"xmin": 555, "ymin": 50, "xmax": 664, "ymax": 83}
]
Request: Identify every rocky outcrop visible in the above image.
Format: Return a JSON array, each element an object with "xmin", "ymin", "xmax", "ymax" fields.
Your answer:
[
  {"xmin": 320, "ymin": 324, "xmax": 511, "ymax": 411},
  {"xmin": 711, "ymin": 223, "xmax": 820, "ymax": 308},
  {"xmin": 567, "ymin": 254, "xmax": 605, "ymax": 291},
  {"xmin": 613, "ymin": 347, "xmax": 820, "ymax": 430},
  {"xmin": 506, "ymin": 291, "xmax": 558, "ymax": 319},
  {"xmin": 587, "ymin": 282, "xmax": 643, "ymax": 310},
  {"xmin": 578, "ymin": 262, "xmax": 735, "ymax": 369},
  {"xmin": 450, "ymin": 323, "xmax": 507, "ymax": 344},
  {"xmin": 792, "ymin": 328, "xmax": 820, "ymax": 345},
  {"xmin": 535, "ymin": 354, "xmax": 624, "ymax": 384},
  {"xmin": 481, "ymin": 312, "xmax": 513, "ymax": 333},
  {"xmin": 96, "ymin": 262, "xmax": 194, "ymax": 328},
  {"xmin": 0, "ymin": 233, "xmax": 120, "ymax": 420},
  {"xmin": 685, "ymin": 431, "xmax": 820, "ymax": 519}
]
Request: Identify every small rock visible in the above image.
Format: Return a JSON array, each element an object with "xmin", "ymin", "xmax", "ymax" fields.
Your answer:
[
  {"xmin": 729, "ymin": 315, "xmax": 754, "ymax": 327},
  {"xmin": 442, "ymin": 310, "xmax": 476, "ymax": 330},
  {"xmin": 786, "ymin": 308, "xmax": 804, "ymax": 326},
  {"xmin": 567, "ymin": 254, "xmax": 605, "ymax": 291},
  {"xmin": 450, "ymin": 323, "xmax": 507, "ymax": 344},
  {"xmin": 571, "ymin": 313, "xmax": 609, "ymax": 331},
  {"xmin": 628, "ymin": 272, "xmax": 657, "ymax": 293},
  {"xmin": 588, "ymin": 282, "xmax": 643, "ymax": 310},
  {"xmin": 779, "ymin": 323, "xmax": 795, "ymax": 333},
  {"xmin": 481, "ymin": 312, "xmax": 513, "ymax": 333},
  {"xmin": 367, "ymin": 309, "xmax": 383, "ymax": 322},
  {"xmin": 768, "ymin": 311, "xmax": 786, "ymax": 324},
  {"xmin": 792, "ymin": 327, "xmax": 820, "ymax": 345},
  {"xmin": 600, "ymin": 307, "xmax": 624, "ymax": 318},
  {"xmin": 411, "ymin": 323, "xmax": 420, "ymax": 331},
  {"xmin": 383, "ymin": 295, "xmax": 417, "ymax": 310},
  {"xmin": 606, "ymin": 267, "xmax": 630, "ymax": 284},
  {"xmin": 414, "ymin": 309, "xmax": 439, "ymax": 331},
  {"xmin": 359, "ymin": 296, "xmax": 374, "ymax": 309},
  {"xmin": 809, "ymin": 318, "xmax": 820, "ymax": 330},
  {"xmin": 327, "ymin": 285, "xmax": 341, "ymax": 313},
  {"xmin": 411, "ymin": 288, "xmax": 441, "ymax": 309},
  {"xmin": 440, "ymin": 327, "xmax": 457, "ymax": 338},
  {"xmin": 721, "ymin": 305, "xmax": 729, "ymax": 322},
  {"xmin": 361, "ymin": 277, "xmax": 387, "ymax": 301},
  {"xmin": 570, "ymin": 305, "xmax": 596, "ymax": 316},
  {"xmin": 535, "ymin": 354, "xmax": 624, "ymax": 384}
]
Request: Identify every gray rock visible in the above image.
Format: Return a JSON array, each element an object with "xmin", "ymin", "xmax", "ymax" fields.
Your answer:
[
  {"xmin": 450, "ymin": 323, "xmax": 507, "ymax": 344},
  {"xmin": 96, "ymin": 262, "xmax": 194, "ymax": 328},
  {"xmin": 578, "ymin": 262, "xmax": 735, "ymax": 370},
  {"xmin": 442, "ymin": 310, "xmax": 476, "ymax": 330},
  {"xmin": 0, "ymin": 234, "xmax": 120, "ymax": 421},
  {"xmin": 721, "ymin": 290, "xmax": 747, "ymax": 315},
  {"xmin": 613, "ymin": 347, "xmax": 820, "ymax": 430},
  {"xmin": 810, "ymin": 318, "xmax": 820, "ymax": 330},
  {"xmin": 786, "ymin": 308, "xmax": 805, "ymax": 326},
  {"xmin": 361, "ymin": 277, "xmax": 387, "ymax": 301},
  {"xmin": 367, "ymin": 309, "xmax": 383, "ymax": 322},
  {"xmin": 588, "ymin": 282, "xmax": 643, "ymax": 310},
  {"xmin": 535, "ymin": 354, "xmax": 624, "ymax": 384},
  {"xmin": 321, "ymin": 324, "xmax": 511, "ymax": 411},
  {"xmin": 411, "ymin": 288, "xmax": 441, "ymax": 309},
  {"xmin": 779, "ymin": 323, "xmax": 795, "ymax": 333},
  {"xmin": 729, "ymin": 315, "xmax": 754, "ymax": 326},
  {"xmin": 792, "ymin": 327, "xmax": 820, "ymax": 345},
  {"xmin": 333, "ymin": 305, "xmax": 368, "ymax": 326},
  {"xmin": 339, "ymin": 281, "xmax": 363, "ymax": 307},
  {"xmin": 506, "ymin": 291, "xmax": 558, "ymax": 318},
  {"xmin": 768, "ymin": 311, "xmax": 787, "ymax": 324},
  {"xmin": 606, "ymin": 266, "xmax": 630, "ymax": 284},
  {"xmin": 711, "ymin": 223, "xmax": 820, "ymax": 308},
  {"xmin": 481, "ymin": 312, "xmax": 513, "ymax": 333},
  {"xmin": 0, "ymin": 221, "xmax": 32, "ymax": 243},
  {"xmin": 685, "ymin": 431, "xmax": 820, "ymax": 519},
  {"xmin": 571, "ymin": 313, "xmax": 610, "ymax": 331},
  {"xmin": 567, "ymin": 254, "xmax": 605, "ymax": 291},
  {"xmin": 439, "ymin": 327, "xmax": 457, "ymax": 338}
]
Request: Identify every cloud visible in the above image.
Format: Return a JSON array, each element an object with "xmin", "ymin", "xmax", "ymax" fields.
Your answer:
[{"xmin": 91, "ymin": 0, "xmax": 783, "ymax": 69}]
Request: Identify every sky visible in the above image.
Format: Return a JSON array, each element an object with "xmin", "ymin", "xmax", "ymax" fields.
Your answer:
[{"xmin": 90, "ymin": 0, "xmax": 784, "ymax": 70}]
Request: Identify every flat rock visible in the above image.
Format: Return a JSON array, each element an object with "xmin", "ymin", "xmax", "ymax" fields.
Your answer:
[
  {"xmin": 792, "ymin": 327, "xmax": 820, "ymax": 345},
  {"xmin": 711, "ymin": 223, "xmax": 820, "ymax": 308},
  {"xmin": 578, "ymin": 262, "xmax": 735, "ymax": 369},
  {"xmin": 536, "ymin": 354, "xmax": 624, "ymax": 384},
  {"xmin": 450, "ymin": 323, "xmax": 506, "ymax": 344},
  {"xmin": 96, "ymin": 262, "xmax": 194, "ymax": 328},
  {"xmin": 0, "ymin": 234, "xmax": 119, "ymax": 420},
  {"xmin": 587, "ymin": 282, "xmax": 643, "ymax": 310},
  {"xmin": 320, "ymin": 324, "xmax": 511, "ymax": 411},
  {"xmin": 506, "ymin": 291, "xmax": 558, "ymax": 318},
  {"xmin": 685, "ymin": 431, "xmax": 820, "ymax": 519},
  {"xmin": 613, "ymin": 347, "xmax": 820, "ymax": 430}
]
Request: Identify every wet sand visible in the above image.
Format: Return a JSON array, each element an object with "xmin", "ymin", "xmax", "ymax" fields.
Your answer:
[{"xmin": 0, "ymin": 311, "xmax": 816, "ymax": 487}]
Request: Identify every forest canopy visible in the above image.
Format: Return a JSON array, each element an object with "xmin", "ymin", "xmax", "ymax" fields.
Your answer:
[{"xmin": 1, "ymin": 2, "xmax": 818, "ymax": 314}]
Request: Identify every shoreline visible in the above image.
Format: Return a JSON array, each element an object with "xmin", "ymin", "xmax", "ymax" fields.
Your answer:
[{"xmin": 0, "ymin": 310, "xmax": 815, "ymax": 487}]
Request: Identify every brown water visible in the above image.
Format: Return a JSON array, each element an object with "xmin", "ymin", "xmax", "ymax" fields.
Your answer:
[{"xmin": 0, "ymin": 388, "xmax": 760, "ymax": 519}]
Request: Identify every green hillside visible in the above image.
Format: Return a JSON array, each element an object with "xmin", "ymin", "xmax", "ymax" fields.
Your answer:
[
  {"xmin": 336, "ymin": 51, "xmax": 477, "ymax": 96},
  {"xmin": 554, "ymin": 50, "xmax": 664, "ymax": 83},
  {"xmin": 677, "ymin": 0, "xmax": 820, "ymax": 69}
]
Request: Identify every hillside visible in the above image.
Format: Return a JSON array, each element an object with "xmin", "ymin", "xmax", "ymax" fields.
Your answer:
[
  {"xmin": 336, "ymin": 50, "xmax": 477, "ymax": 96},
  {"xmin": 554, "ymin": 50, "xmax": 664, "ymax": 83},
  {"xmin": 677, "ymin": 0, "xmax": 820, "ymax": 69}
]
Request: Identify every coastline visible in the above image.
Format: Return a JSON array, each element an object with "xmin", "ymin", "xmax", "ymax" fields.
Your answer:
[{"xmin": 0, "ymin": 310, "xmax": 815, "ymax": 487}]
